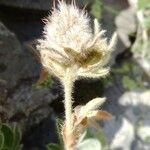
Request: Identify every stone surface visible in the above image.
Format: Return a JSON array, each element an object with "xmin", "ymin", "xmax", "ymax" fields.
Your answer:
[
  {"xmin": 22, "ymin": 113, "xmax": 58, "ymax": 150},
  {"xmin": 7, "ymin": 84, "xmax": 59, "ymax": 120},
  {"xmin": 0, "ymin": 0, "xmax": 92, "ymax": 11},
  {"xmin": 0, "ymin": 0, "xmax": 52, "ymax": 10},
  {"xmin": 103, "ymin": 90, "xmax": 150, "ymax": 150},
  {"xmin": 0, "ymin": 79, "xmax": 8, "ymax": 121},
  {"xmin": 0, "ymin": 21, "xmax": 61, "ymax": 149},
  {"xmin": 115, "ymin": 7, "xmax": 137, "ymax": 49},
  {"xmin": 0, "ymin": 21, "xmax": 40, "ymax": 89},
  {"xmin": 110, "ymin": 118, "xmax": 134, "ymax": 150},
  {"xmin": 0, "ymin": 22, "xmax": 60, "ymax": 123},
  {"xmin": 101, "ymin": 0, "xmax": 135, "ymax": 66}
]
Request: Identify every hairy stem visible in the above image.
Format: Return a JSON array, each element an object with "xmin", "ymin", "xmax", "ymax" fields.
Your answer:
[
  {"xmin": 63, "ymin": 68, "xmax": 74, "ymax": 133},
  {"xmin": 62, "ymin": 68, "xmax": 76, "ymax": 150}
]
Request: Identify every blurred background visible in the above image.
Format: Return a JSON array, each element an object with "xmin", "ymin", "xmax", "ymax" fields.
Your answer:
[{"xmin": 0, "ymin": 0, "xmax": 150, "ymax": 150}]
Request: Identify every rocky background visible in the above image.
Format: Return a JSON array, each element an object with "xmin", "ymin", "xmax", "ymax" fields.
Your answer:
[{"xmin": 0, "ymin": 0, "xmax": 150, "ymax": 150}]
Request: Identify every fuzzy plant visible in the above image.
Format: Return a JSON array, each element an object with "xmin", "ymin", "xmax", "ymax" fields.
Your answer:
[{"xmin": 36, "ymin": 0, "xmax": 117, "ymax": 150}]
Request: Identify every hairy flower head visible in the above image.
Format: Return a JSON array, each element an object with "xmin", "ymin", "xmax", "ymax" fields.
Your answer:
[
  {"xmin": 44, "ymin": 2, "xmax": 92, "ymax": 53},
  {"xmin": 37, "ymin": 1, "xmax": 117, "ymax": 80}
]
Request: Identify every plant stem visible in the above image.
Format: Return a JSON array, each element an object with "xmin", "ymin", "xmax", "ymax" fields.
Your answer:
[
  {"xmin": 63, "ymin": 68, "xmax": 74, "ymax": 133},
  {"xmin": 62, "ymin": 68, "xmax": 76, "ymax": 150}
]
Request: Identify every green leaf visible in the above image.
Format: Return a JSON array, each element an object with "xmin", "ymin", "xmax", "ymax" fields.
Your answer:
[
  {"xmin": 85, "ymin": 128, "xmax": 94, "ymax": 139},
  {"xmin": 36, "ymin": 74, "xmax": 53, "ymax": 88},
  {"xmin": 77, "ymin": 128, "xmax": 94, "ymax": 145},
  {"xmin": 145, "ymin": 136, "xmax": 150, "ymax": 142},
  {"xmin": 138, "ymin": 0, "xmax": 150, "ymax": 9},
  {"xmin": 77, "ymin": 127, "xmax": 107, "ymax": 149},
  {"xmin": 113, "ymin": 62, "xmax": 130, "ymax": 74},
  {"xmin": 0, "ymin": 133, "xmax": 4, "ymax": 149},
  {"xmin": 1, "ymin": 124, "xmax": 14, "ymax": 148},
  {"xmin": 77, "ymin": 131, "xmax": 87, "ymax": 144},
  {"xmin": 76, "ymin": 138, "xmax": 101, "ymax": 150},
  {"xmin": 143, "ymin": 16, "xmax": 150, "ymax": 29},
  {"xmin": 91, "ymin": 0, "xmax": 102, "ymax": 19},
  {"xmin": 104, "ymin": 5, "xmax": 119, "ymax": 15},
  {"xmin": 0, "ymin": 123, "xmax": 2, "ymax": 130},
  {"xmin": 96, "ymin": 130, "xmax": 107, "ymax": 147},
  {"xmin": 122, "ymin": 76, "xmax": 138, "ymax": 90},
  {"xmin": 12, "ymin": 123, "xmax": 22, "ymax": 149},
  {"xmin": 46, "ymin": 143, "xmax": 60, "ymax": 150}
]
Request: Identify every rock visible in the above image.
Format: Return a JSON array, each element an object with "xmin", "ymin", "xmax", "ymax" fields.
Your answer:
[
  {"xmin": 27, "ymin": 106, "xmax": 52, "ymax": 126},
  {"xmin": 102, "ymin": 58, "xmax": 150, "ymax": 149},
  {"xmin": 119, "ymin": 90, "xmax": 150, "ymax": 107},
  {"xmin": 103, "ymin": 90, "xmax": 150, "ymax": 150},
  {"xmin": 22, "ymin": 113, "xmax": 58, "ymax": 150},
  {"xmin": 0, "ymin": 79, "xmax": 8, "ymax": 121},
  {"xmin": 136, "ymin": 57, "xmax": 150, "ymax": 77},
  {"xmin": 6, "ymin": 84, "xmax": 59, "ymax": 120},
  {"xmin": 115, "ymin": 7, "xmax": 137, "ymax": 50},
  {"xmin": 0, "ymin": 21, "xmax": 21, "ymax": 120},
  {"xmin": 119, "ymin": 90, "xmax": 150, "ymax": 133},
  {"xmin": 136, "ymin": 126, "xmax": 150, "ymax": 150},
  {"xmin": 0, "ymin": 0, "xmax": 52, "ymax": 10},
  {"xmin": 0, "ymin": 0, "xmax": 91, "ymax": 11},
  {"xmin": 0, "ymin": 22, "xmax": 21, "ymax": 54},
  {"xmin": 103, "ymin": 116, "xmax": 135, "ymax": 150},
  {"xmin": 100, "ymin": 0, "xmax": 134, "ymax": 66},
  {"xmin": 0, "ymin": 21, "xmax": 61, "ymax": 124},
  {"xmin": 0, "ymin": 21, "xmax": 40, "ymax": 89},
  {"xmin": 110, "ymin": 118, "xmax": 134, "ymax": 150},
  {"xmin": 103, "ymin": 74, "xmax": 125, "ymax": 115},
  {"xmin": 132, "ymin": 33, "xmax": 150, "ymax": 77},
  {"xmin": 137, "ymin": 126, "xmax": 150, "ymax": 142},
  {"xmin": 0, "ymin": 79, "xmax": 7, "ymax": 103},
  {"xmin": 0, "ymin": 23, "xmax": 60, "ymax": 144},
  {"xmin": 106, "ymin": 6, "xmax": 137, "ymax": 66},
  {"xmin": 103, "ymin": 116, "xmax": 123, "ymax": 143}
]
